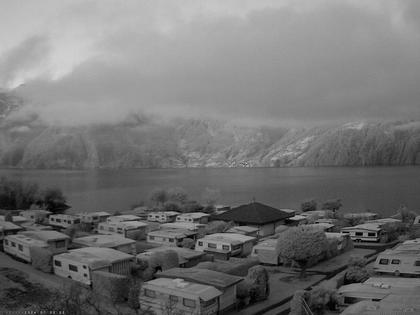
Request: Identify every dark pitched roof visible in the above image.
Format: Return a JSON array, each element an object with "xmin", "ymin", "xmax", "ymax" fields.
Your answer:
[
  {"xmin": 214, "ymin": 202, "xmax": 293, "ymax": 225},
  {"xmin": 156, "ymin": 267, "xmax": 243, "ymax": 289}
]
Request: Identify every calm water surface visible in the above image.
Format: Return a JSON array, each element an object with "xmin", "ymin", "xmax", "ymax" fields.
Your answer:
[{"xmin": 0, "ymin": 167, "xmax": 419, "ymax": 216}]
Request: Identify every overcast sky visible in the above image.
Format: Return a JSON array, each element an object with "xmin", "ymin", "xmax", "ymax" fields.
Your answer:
[{"xmin": 1, "ymin": 0, "xmax": 420, "ymax": 126}]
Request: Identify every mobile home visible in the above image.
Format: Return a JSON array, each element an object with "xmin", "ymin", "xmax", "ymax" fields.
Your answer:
[
  {"xmin": 341, "ymin": 223, "xmax": 384, "ymax": 242},
  {"xmin": 73, "ymin": 234, "xmax": 136, "ymax": 255},
  {"xmin": 106, "ymin": 214, "xmax": 142, "ymax": 223},
  {"xmin": 0, "ymin": 221, "xmax": 23, "ymax": 238},
  {"xmin": 140, "ymin": 278, "xmax": 222, "ymax": 315},
  {"xmin": 176, "ymin": 212, "xmax": 210, "ymax": 224},
  {"xmin": 20, "ymin": 210, "xmax": 51, "ymax": 223},
  {"xmin": 78, "ymin": 211, "xmax": 111, "ymax": 226},
  {"xmin": 97, "ymin": 220, "xmax": 148, "ymax": 240},
  {"xmin": 156, "ymin": 268, "xmax": 243, "ymax": 313},
  {"xmin": 20, "ymin": 230, "xmax": 70, "ymax": 254},
  {"xmin": 373, "ymin": 249, "xmax": 420, "ymax": 276},
  {"xmin": 53, "ymin": 247, "xmax": 133, "ymax": 285},
  {"xmin": 3, "ymin": 234, "xmax": 48, "ymax": 262},
  {"xmin": 251, "ymin": 239, "xmax": 280, "ymax": 265},
  {"xmin": 147, "ymin": 211, "xmax": 180, "ymax": 223},
  {"xmin": 49, "ymin": 214, "xmax": 81, "ymax": 228},
  {"xmin": 147, "ymin": 229, "xmax": 197, "ymax": 247},
  {"xmin": 195, "ymin": 233, "xmax": 256, "ymax": 259},
  {"xmin": 0, "ymin": 215, "xmax": 28, "ymax": 225}
]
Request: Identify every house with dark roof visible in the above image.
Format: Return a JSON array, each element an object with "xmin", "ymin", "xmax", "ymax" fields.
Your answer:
[
  {"xmin": 156, "ymin": 267, "xmax": 243, "ymax": 313},
  {"xmin": 214, "ymin": 202, "xmax": 294, "ymax": 237}
]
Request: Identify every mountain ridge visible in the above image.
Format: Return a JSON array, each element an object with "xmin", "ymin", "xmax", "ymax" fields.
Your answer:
[{"xmin": 0, "ymin": 93, "xmax": 419, "ymax": 169}]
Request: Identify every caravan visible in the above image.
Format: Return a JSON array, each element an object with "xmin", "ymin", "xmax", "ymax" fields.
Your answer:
[
  {"xmin": 49, "ymin": 214, "xmax": 81, "ymax": 228},
  {"xmin": 53, "ymin": 247, "xmax": 133, "ymax": 285},
  {"xmin": 147, "ymin": 211, "xmax": 180, "ymax": 223},
  {"xmin": 3, "ymin": 234, "xmax": 48, "ymax": 262},
  {"xmin": 341, "ymin": 223, "xmax": 384, "ymax": 242},
  {"xmin": 373, "ymin": 249, "xmax": 420, "ymax": 276},
  {"xmin": 97, "ymin": 220, "xmax": 148, "ymax": 240}
]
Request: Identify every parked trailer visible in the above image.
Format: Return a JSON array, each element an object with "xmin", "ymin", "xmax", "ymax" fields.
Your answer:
[
  {"xmin": 373, "ymin": 249, "xmax": 420, "ymax": 276},
  {"xmin": 340, "ymin": 223, "xmax": 384, "ymax": 242},
  {"xmin": 3, "ymin": 234, "xmax": 48, "ymax": 263}
]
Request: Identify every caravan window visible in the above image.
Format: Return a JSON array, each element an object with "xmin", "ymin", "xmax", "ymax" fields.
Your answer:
[
  {"xmin": 355, "ymin": 232, "xmax": 363, "ymax": 236},
  {"xmin": 56, "ymin": 240, "xmax": 66, "ymax": 248},
  {"xmin": 18, "ymin": 244, "xmax": 23, "ymax": 251},
  {"xmin": 391, "ymin": 259, "xmax": 401, "ymax": 265},
  {"xmin": 149, "ymin": 236, "xmax": 155, "ymax": 240},
  {"xmin": 183, "ymin": 298, "xmax": 196, "ymax": 308},
  {"xmin": 368, "ymin": 232, "xmax": 376, "ymax": 237},
  {"xmin": 168, "ymin": 238, "xmax": 174, "ymax": 243},
  {"xmin": 56, "ymin": 219, "xmax": 62, "ymax": 223},
  {"xmin": 54, "ymin": 260, "xmax": 62, "ymax": 267},
  {"xmin": 11, "ymin": 242, "xmax": 16, "ymax": 247},
  {"xmin": 170, "ymin": 295, "xmax": 178, "ymax": 303},
  {"xmin": 4, "ymin": 240, "xmax": 8, "ymax": 246},
  {"xmin": 208, "ymin": 243, "xmax": 217, "ymax": 249},
  {"xmin": 415, "ymin": 261, "xmax": 420, "ymax": 266},
  {"xmin": 69, "ymin": 264, "xmax": 78, "ymax": 272},
  {"xmin": 222, "ymin": 245, "xmax": 230, "ymax": 251},
  {"xmin": 379, "ymin": 258, "xmax": 389, "ymax": 265},
  {"xmin": 198, "ymin": 241, "xmax": 203, "ymax": 246}
]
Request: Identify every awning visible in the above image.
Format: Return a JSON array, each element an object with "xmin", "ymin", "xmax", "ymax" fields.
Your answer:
[{"xmin": 198, "ymin": 287, "xmax": 222, "ymax": 301}]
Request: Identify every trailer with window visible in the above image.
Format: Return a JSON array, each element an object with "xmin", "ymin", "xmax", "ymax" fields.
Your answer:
[
  {"xmin": 341, "ymin": 223, "xmax": 384, "ymax": 242},
  {"xmin": 3, "ymin": 234, "xmax": 49, "ymax": 262},
  {"xmin": 147, "ymin": 229, "xmax": 197, "ymax": 247},
  {"xmin": 176, "ymin": 212, "xmax": 210, "ymax": 224},
  {"xmin": 53, "ymin": 247, "xmax": 133, "ymax": 285},
  {"xmin": 147, "ymin": 211, "xmax": 180, "ymax": 223},
  {"xmin": 140, "ymin": 278, "xmax": 222, "ymax": 315},
  {"xmin": 49, "ymin": 214, "xmax": 81, "ymax": 228},
  {"xmin": 97, "ymin": 220, "xmax": 148, "ymax": 240},
  {"xmin": 195, "ymin": 233, "xmax": 256, "ymax": 259},
  {"xmin": 78, "ymin": 211, "xmax": 111, "ymax": 227},
  {"xmin": 373, "ymin": 249, "xmax": 420, "ymax": 276}
]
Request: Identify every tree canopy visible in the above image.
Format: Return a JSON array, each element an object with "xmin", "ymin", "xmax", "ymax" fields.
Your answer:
[
  {"xmin": 301, "ymin": 199, "xmax": 317, "ymax": 212},
  {"xmin": 322, "ymin": 199, "xmax": 343, "ymax": 212},
  {"xmin": 276, "ymin": 226, "xmax": 328, "ymax": 278},
  {"xmin": 0, "ymin": 177, "xmax": 68, "ymax": 212}
]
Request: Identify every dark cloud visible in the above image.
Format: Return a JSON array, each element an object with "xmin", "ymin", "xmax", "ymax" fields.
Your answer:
[{"xmin": 13, "ymin": 1, "xmax": 420, "ymax": 125}]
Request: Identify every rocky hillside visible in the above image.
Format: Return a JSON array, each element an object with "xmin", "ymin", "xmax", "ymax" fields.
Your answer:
[{"xmin": 0, "ymin": 94, "xmax": 419, "ymax": 169}]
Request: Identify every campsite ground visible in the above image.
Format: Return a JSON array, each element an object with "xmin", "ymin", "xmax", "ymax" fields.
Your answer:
[{"xmin": 235, "ymin": 247, "xmax": 377, "ymax": 315}]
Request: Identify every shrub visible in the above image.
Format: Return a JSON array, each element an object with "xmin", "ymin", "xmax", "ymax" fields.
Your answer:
[
  {"xmin": 276, "ymin": 226, "xmax": 329, "ymax": 278},
  {"xmin": 92, "ymin": 271, "xmax": 129, "ymax": 303},
  {"xmin": 247, "ymin": 266, "xmax": 270, "ymax": 302},
  {"xmin": 301, "ymin": 199, "xmax": 317, "ymax": 212},
  {"xmin": 344, "ymin": 256, "xmax": 369, "ymax": 284},
  {"xmin": 290, "ymin": 290, "xmax": 310, "ymax": 315}
]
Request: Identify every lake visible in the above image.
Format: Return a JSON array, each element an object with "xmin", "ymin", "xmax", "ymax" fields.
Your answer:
[{"xmin": 0, "ymin": 167, "xmax": 419, "ymax": 217}]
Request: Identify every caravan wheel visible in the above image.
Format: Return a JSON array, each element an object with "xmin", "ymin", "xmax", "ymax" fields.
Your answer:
[{"xmin": 394, "ymin": 270, "xmax": 400, "ymax": 277}]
